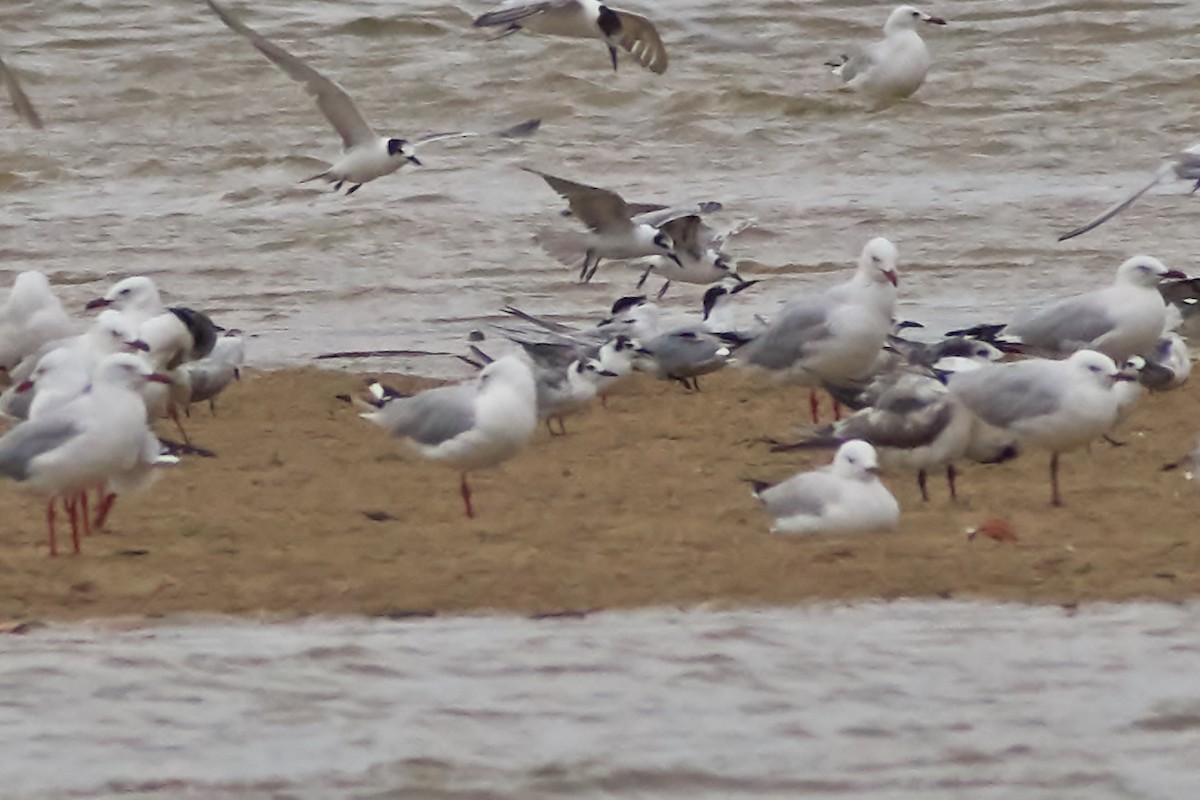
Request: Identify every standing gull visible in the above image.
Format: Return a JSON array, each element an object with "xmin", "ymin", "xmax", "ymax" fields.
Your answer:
[
  {"xmin": 739, "ymin": 237, "xmax": 900, "ymax": 422},
  {"xmin": 358, "ymin": 353, "xmax": 538, "ymax": 518},
  {"xmin": 205, "ymin": 0, "xmax": 535, "ymax": 194},
  {"xmin": 0, "ymin": 354, "xmax": 170, "ymax": 557},
  {"xmin": 825, "ymin": 5, "xmax": 946, "ymax": 101},
  {"xmin": 948, "ymin": 350, "xmax": 1133, "ymax": 506},
  {"xmin": 1005, "ymin": 255, "xmax": 1185, "ymax": 363},
  {"xmin": 748, "ymin": 440, "xmax": 900, "ymax": 534},
  {"xmin": 473, "ymin": 0, "xmax": 668, "ymax": 74},
  {"xmin": 1059, "ymin": 142, "xmax": 1200, "ymax": 241}
]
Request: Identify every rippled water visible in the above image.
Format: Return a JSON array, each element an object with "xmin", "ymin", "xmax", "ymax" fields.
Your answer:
[
  {"xmin": 1, "ymin": 0, "xmax": 1198, "ymax": 370},
  {"xmin": 2, "ymin": 601, "xmax": 1199, "ymax": 799}
]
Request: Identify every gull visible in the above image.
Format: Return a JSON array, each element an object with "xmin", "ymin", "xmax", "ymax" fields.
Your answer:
[
  {"xmin": 0, "ymin": 353, "xmax": 170, "ymax": 557},
  {"xmin": 947, "ymin": 349, "xmax": 1133, "ymax": 506},
  {"xmin": 825, "ymin": 5, "xmax": 946, "ymax": 101},
  {"xmin": 739, "ymin": 236, "xmax": 900, "ymax": 422},
  {"xmin": 636, "ymin": 218, "xmax": 752, "ymax": 299},
  {"xmin": 527, "ymin": 169, "xmax": 686, "ymax": 282},
  {"xmin": 473, "ymin": 0, "xmax": 668, "ymax": 74},
  {"xmin": 747, "ymin": 440, "xmax": 899, "ymax": 534},
  {"xmin": 0, "ymin": 271, "xmax": 75, "ymax": 377},
  {"xmin": 700, "ymin": 279, "xmax": 765, "ymax": 339},
  {"xmin": 205, "ymin": 0, "xmax": 536, "ymax": 195},
  {"xmin": 1059, "ymin": 142, "xmax": 1200, "ymax": 241},
  {"xmin": 177, "ymin": 330, "xmax": 246, "ymax": 416},
  {"xmin": 1005, "ymin": 255, "xmax": 1185, "ymax": 363},
  {"xmin": 0, "ymin": 52, "xmax": 42, "ymax": 129},
  {"xmin": 358, "ymin": 353, "xmax": 537, "ymax": 518},
  {"xmin": 535, "ymin": 357, "xmax": 615, "ymax": 434}
]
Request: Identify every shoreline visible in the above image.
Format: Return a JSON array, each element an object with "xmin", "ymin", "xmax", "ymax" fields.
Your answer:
[{"xmin": 0, "ymin": 365, "xmax": 1197, "ymax": 624}]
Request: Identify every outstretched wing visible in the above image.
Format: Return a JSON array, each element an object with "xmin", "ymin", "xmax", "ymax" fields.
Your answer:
[
  {"xmin": 204, "ymin": 0, "xmax": 375, "ymax": 149},
  {"xmin": 0, "ymin": 54, "xmax": 42, "ymax": 129},
  {"xmin": 524, "ymin": 168, "xmax": 631, "ymax": 232},
  {"xmin": 612, "ymin": 10, "xmax": 668, "ymax": 74},
  {"xmin": 1057, "ymin": 162, "xmax": 1177, "ymax": 242}
]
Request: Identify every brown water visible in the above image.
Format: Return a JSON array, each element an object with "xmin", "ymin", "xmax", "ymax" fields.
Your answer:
[
  {"xmin": 3, "ymin": 602, "xmax": 1200, "ymax": 799},
  {"xmin": 2, "ymin": 0, "xmax": 1198, "ymax": 372}
]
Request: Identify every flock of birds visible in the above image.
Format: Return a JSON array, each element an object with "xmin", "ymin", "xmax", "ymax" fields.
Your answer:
[{"xmin": 1, "ymin": 1, "xmax": 1199, "ymax": 553}]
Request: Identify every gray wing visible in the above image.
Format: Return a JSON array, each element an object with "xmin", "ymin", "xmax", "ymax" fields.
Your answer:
[
  {"xmin": 612, "ymin": 10, "xmax": 669, "ymax": 75},
  {"xmin": 0, "ymin": 54, "xmax": 42, "ymax": 129},
  {"xmin": 369, "ymin": 384, "xmax": 477, "ymax": 446},
  {"xmin": 473, "ymin": 0, "xmax": 576, "ymax": 28},
  {"xmin": 743, "ymin": 300, "xmax": 831, "ymax": 370},
  {"xmin": 1057, "ymin": 163, "xmax": 1177, "ymax": 242},
  {"xmin": 646, "ymin": 327, "xmax": 727, "ymax": 379},
  {"xmin": 205, "ymin": 0, "xmax": 375, "ymax": 148},
  {"xmin": 949, "ymin": 363, "xmax": 1063, "ymax": 429},
  {"xmin": 834, "ymin": 376, "xmax": 956, "ymax": 449},
  {"xmin": 1008, "ymin": 295, "xmax": 1115, "ymax": 353},
  {"xmin": 0, "ymin": 417, "xmax": 80, "ymax": 481},
  {"xmin": 525, "ymin": 169, "xmax": 631, "ymax": 232},
  {"xmin": 655, "ymin": 216, "xmax": 704, "ymax": 260},
  {"xmin": 760, "ymin": 471, "xmax": 835, "ymax": 520},
  {"xmin": 633, "ymin": 202, "xmax": 723, "ymax": 228}
]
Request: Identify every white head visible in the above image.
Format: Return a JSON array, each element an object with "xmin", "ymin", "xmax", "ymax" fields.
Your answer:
[
  {"xmin": 477, "ymin": 353, "xmax": 536, "ymax": 399},
  {"xmin": 884, "ymin": 5, "xmax": 947, "ymax": 33},
  {"xmin": 1066, "ymin": 349, "xmax": 1129, "ymax": 388},
  {"xmin": 88, "ymin": 276, "xmax": 165, "ymax": 316},
  {"xmin": 1113, "ymin": 255, "xmax": 1185, "ymax": 288},
  {"xmin": 831, "ymin": 439, "xmax": 882, "ymax": 481},
  {"xmin": 87, "ymin": 309, "xmax": 148, "ymax": 355},
  {"xmin": 857, "ymin": 236, "xmax": 900, "ymax": 287},
  {"xmin": 386, "ymin": 138, "xmax": 421, "ymax": 166},
  {"xmin": 92, "ymin": 352, "xmax": 170, "ymax": 389},
  {"xmin": 7, "ymin": 271, "xmax": 55, "ymax": 309},
  {"xmin": 597, "ymin": 335, "xmax": 641, "ymax": 375}
]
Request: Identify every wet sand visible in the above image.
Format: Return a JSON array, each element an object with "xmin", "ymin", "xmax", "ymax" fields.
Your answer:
[{"xmin": 0, "ymin": 365, "xmax": 1197, "ymax": 623}]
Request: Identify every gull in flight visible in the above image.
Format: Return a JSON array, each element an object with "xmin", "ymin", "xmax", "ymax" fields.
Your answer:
[
  {"xmin": 205, "ymin": 0, "xmax": 536, "ymax": 194},
  {"xmin": 1058, "ymin": 143, "xmax": 1200, "ymax": 241},
  {"xmin": 0, "ymin": 52, "xmax": 42, "ymax": 129},
  {"xmin": 825, "ymin": 5, "xmax": 946, "ymax": 101},
  {"xmin": 747, "ymin": 440, "xmax": 900, "ymax": 535},
  {"xmin": 473, "ymin": 0, "xmax": 668, "ymax": 74}
]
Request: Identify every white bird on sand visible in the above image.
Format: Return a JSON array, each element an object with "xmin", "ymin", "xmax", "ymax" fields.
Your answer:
[
  {"xmin": 359, "ymin": 353, "xmax": 538, "ymax": 518},
  {"xmin": 527, "ymin": 169, "xmax": 689, "ymax": 282},
  {"xmin": 1005, "ymin": 255, "xmax": 1186, "ymax": 363},
  {"xmin": 535, "ymin": 357, "xmax": 615, "ymax": 434},
  {"xmin": 0, "ymin": 52, "xmax": 42, "ymax": 129},
  {"xmin": 748, "ymin": 440, "xmax": 900, "ymax": 534},
  {"xmin": 948, "ymin": 349, "xmax": 1133, "ymax": 506},
  {"xmin": 205, "ymin": 0, "xmax": 536, "ymax": 194},
  {"xmin": 473, "ymin": 0, "xmax": 669, "ymax": 74},
  {"xmin": 825, "ymin": 5, "xmax": 946, "ymax": 101},
  {"xmin": 739, "ymin": 237, "xmax": 900, "ymax": 422},
  {"xmin": 177, "ymin": 330, "xmax": 246, "ymax": 416},
  {"xmin": 0, "ymin": 353, "xmax": 170, "ymax": 557},
  {"xmin": 1059, "ymin": 142, "xmax": 1200, "ymax": 241},
  {"xmin": 0, "ymin": 271, "xmax": 75, "ymax": 376}
]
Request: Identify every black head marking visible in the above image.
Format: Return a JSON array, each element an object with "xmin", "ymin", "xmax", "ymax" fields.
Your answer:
[
  {"xmin": 386, "ymin": 138, "xmax": 407, "ymax": 156},
  {"xmin": 596, "ymin": 6, "xmax": 622, "ymax": 37},
  {"xmin": 701, "ymin": 285, "xmax": 727, "ymax": 320},
  {"xmin": 609, "ymin": 295, "xmax": 646, "ymax": 315}
]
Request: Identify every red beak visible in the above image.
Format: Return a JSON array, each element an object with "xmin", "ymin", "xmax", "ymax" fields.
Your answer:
[
  {"xmin": 85, "ymin": 298, "xmax": 111, "ymax": 310},
  {"xmin": 884, "ymin": 270, "xmax": 898, "ymax": 287},
  {"xmin": 14, "ymin": 380, "xmax": 33, "ymax": 393},
  {"xmin": 147, "ymin": 373, "xmax": 173, "ymax": 385},
  {"xmin": 126, "ymin": 339, "xmax": 151, "ymax": 352}
]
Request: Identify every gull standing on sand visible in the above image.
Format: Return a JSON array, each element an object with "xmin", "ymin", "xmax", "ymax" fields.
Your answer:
[
  {"xmin": 1059, "ymin": 142, "xmax": 1200, "ymax": 241},
  {"xmin": 1005, "ymin": 255, "xmax": 1185, "ymax": 363},
  {"xmin": 205, "ymin": 0, "xmax": 536, "ymax": 194},
  {"xmin": 473, "ymin": 0, "xmax": 669, "ymax": 74},
  {"xmin": 948, "ymin": 350, "xmax": 1133, "ymax": 506},
  {"xmin": 0, "ymin": 52, "xmax": 42, "ymax": 129},
  {"xmin": 825, "ymin": 5, "xmax": 946, "ymax": 101},
  {"xmin": 0, "ymin": 272, "xmax": 75, "ymax": 376},
  {"xmin": 0, "ymin": 354, "xmax": 170, "ymax": 557},
  {"xmin": 527, "ymin": 169, "xmax": 686, "ymax": 283},
  {"xmin": 359, "ymin": 353, "xmax": 538, "ymax": 518},
  {"xmin": 748, "ymin": 440, "xmax": 900, "ymax": 534},
  {"xmin": 739, "ymin": 237, "xmax": 900, "ymax": 422}
]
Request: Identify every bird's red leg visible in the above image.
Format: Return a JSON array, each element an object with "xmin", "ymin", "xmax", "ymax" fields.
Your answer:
[
  {"xmin": 95, "ymin": 492, "xmax": 118, "ymax": 532},
  {"xmin": 64, "ymin": 495, "xmax": 80, "ymax": 555},
  {"xmin": 832, "ymin": 397, "xmax": 842, "ymax": 421},
  {"xmin": 1050, "ymin": 453, "xmax": 1062, "ymax": 507},
  {"xmin": 46, "ymin": 498, "xmax": 57, "ymax": 558},
  {"xmin": 460, "ymin": 472, "xmax": 475, "ymax": 519},
  {"xmin": 809, "ymin": 390, "xmax": 820, "ymax": 424},
  {"xmin": 80, "ymin": 491, "xmax": 92, "ymax": 538}
]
